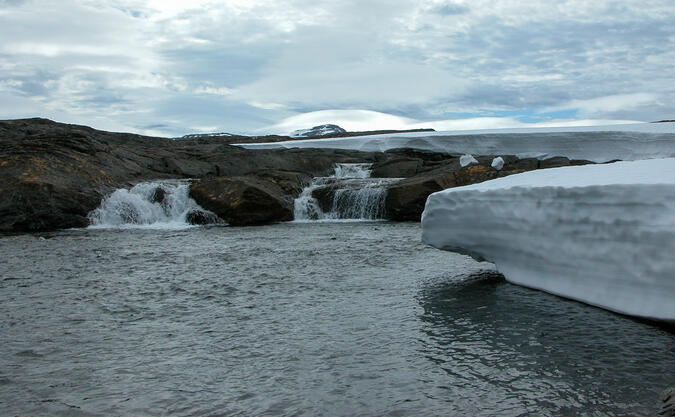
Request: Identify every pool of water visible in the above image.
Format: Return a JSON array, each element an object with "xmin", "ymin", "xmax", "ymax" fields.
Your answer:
[{"xmin": 0, "ymin": 222, "xmax": 672, "ymax": 416}]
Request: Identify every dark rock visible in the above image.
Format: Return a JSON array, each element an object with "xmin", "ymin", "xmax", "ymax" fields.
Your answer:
[
  {"xmin": 570, "ymin": 159, "xmax": 595, "ymax": 166},
  {"xmin": 384, "ymin": 148, "xmax": 454, "ymax": 162},
  {"xmin": 0, "ymin": 180, "xmax": 102, "ymax": 232},
  {"xmin": 454, "ymin": 163, "xmax": 503, "ymax": 187},
  {"xmin": 371, "ymin": 158, "xmax": 422, "ymax": 178},
  {"xmin": 312, "ymin": 185, "xmax": 336, "ymax": 213},
  {"xmin": 385, "ymin": 166, "xmax": 458, "ymax": 221},
  {"xmin": 150, "ymin": 187, "xmax": 166, "ymax": 204},
  {"xmin": 250, "ymin": 170, "xmax": 312, "ymax": 196},
  {"xmin": 189, "ymin": 171, "xmax": 308, "ymax": 225},
  {"xmin": 185, "ymin": 209, "xmax": 222, "ymax": 225},
  {"xmin": 539, "ymin": 156, "xmax": 571, "ymax": 169},
  {"xmin": 504, "ymin": 157, "xmax": 539, "ymax": 171}
]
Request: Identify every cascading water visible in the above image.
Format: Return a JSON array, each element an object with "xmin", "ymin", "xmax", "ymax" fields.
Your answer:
[
  {"xmin": 88, "ymin": 180, "xmax": 223, "ymax": 229},
  {"xmin": 294, "ymin": 163, "xmax": 400, "ymax": 221}
]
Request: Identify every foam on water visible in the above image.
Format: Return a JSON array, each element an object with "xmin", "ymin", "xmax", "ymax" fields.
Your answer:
[
  {"xmin": 294, "ymin": 164, "xmax": 398, "ymax": 221},
  {"xmin": 88, "ymin": 180, "xmax": 222, "ymax": 229}
]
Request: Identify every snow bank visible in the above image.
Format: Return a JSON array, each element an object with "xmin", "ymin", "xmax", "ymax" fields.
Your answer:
[
  {"xmin": 422, "ymin": 158, "xmax": 675, "ymax": 322},
  {"xmin": 236, "ymin": 122, "xmax": 675, "ymax": 162}
]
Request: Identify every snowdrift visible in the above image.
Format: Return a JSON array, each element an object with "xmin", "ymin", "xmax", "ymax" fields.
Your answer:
[
  {"xmin": 422, "ymin": 158, "xmax": 675, "ymax": 322},
  {"xmin": 236, "ymin": 122, "xmax": 675, "ymax": 163}
]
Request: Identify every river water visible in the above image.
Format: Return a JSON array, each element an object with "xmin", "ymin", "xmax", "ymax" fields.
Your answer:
[{"xmin": 1, "ymin": 222, "xmax": 673, "ymax": 416}]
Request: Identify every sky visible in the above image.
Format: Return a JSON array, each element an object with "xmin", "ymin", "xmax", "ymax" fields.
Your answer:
[{"xmin": 0, "ymin": 0, "xmax": 673, "ymax": 136}]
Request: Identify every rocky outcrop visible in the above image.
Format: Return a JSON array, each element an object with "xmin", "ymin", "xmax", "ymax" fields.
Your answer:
[
  {"xmin": 189, "ymin": 170, "xmax": 310, "ymax": 226},
  {"xmin": 0, "ymin": 118, "xmax": 373, "ymax": 232},
  {"xmin": 385, "ymin": 156, "xmax": 593, "ymax": 221},
  {"xmin": 0, "ymin": 118, "xmax": 596, "ymax": 231}
]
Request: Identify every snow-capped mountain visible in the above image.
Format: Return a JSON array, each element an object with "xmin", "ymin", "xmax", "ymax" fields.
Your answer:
[
  {"xmin": 290, "ymin": 124, "xmax": 347, "ymax": 138},
  {"xmin": 179, "ymin": 132, "xmax": 236, "ymax": 139}
]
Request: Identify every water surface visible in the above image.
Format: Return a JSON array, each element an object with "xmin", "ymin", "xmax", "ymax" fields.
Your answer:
[{"xmin": 1, "ymin": 223, "xmax": 672, "ymax": 416}]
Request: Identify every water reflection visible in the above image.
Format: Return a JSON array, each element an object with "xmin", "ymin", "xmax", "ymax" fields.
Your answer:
[{"xmin": 416, "ymin": 271, "xmax": 675, "ymax": 417}]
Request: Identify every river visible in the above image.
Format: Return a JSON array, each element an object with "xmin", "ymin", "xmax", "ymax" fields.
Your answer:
[{"xmin": 1, "ymin": 222, "xmax": 673, "ymax": 416}]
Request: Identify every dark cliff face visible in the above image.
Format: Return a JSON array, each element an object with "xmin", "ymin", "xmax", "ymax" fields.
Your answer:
[{"xmin": 0, "ymin": 118, "xmax": 376, "ymax": 232}]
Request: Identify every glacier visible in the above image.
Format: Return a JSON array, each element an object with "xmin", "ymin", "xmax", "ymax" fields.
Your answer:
[
  {"xmin": 236, "ymin": 122, "xmax": 675, "ymax": 163},
  {"xmin": 421, "ymin": 158, "xmax": 675, "ymax": 322}
]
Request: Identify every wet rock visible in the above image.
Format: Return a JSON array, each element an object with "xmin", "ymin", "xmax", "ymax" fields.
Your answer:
[
  {"xmin": 150, "ymin": 187, "xmax": 166, "ymax": 204},
  {"xmin": 185, "ymin": 209, "xmax": 222, "ymax": 225},
  {"xmin": 310, "ymin": 178, "xmax": 373, "ymax": 213},
  {"xmin": 189, "ymin": 171, "xmax": 308, "ymax": 225}
]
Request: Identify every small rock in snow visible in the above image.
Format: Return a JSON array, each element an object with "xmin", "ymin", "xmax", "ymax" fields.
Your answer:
[
  {"xmin": 491, "ymin": 157, "xmax": 505, "ymax": 171},
  {"xmin": 460, "ymin": 154, "xmax": 478, "ymax": 167}
]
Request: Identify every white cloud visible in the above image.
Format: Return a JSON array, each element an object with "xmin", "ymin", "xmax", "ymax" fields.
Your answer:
[
  {"xmin": 194, "ymin": 86, "xmax": 233, "ymax": 96},
  {"xmin": 543, "ymin": 93, "xmax": 659, "ymax": 115},
  {"xmin": 264, "ymin": 109, "xmax": 640, "ymax": 135}
]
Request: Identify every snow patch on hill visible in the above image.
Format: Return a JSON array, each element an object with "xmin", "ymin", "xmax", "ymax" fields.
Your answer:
[{"xmin": 237, "ymin": 122, "xmax": 675, "ymax": 163}]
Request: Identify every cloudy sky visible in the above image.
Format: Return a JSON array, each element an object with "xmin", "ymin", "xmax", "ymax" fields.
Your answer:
[{"xmin": 1, "ymin": 0, "xmax": 673, "ymax": 136}]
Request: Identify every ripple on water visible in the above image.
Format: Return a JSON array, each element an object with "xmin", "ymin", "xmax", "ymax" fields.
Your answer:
[{"xmin": 0, "ymin": 222, "xmax": 673, "ymax": 417}]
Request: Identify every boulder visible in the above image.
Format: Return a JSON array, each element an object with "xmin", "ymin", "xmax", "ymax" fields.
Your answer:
[
  {"xmin": 189, "ymin": 170, "xmax": 309, "ymax": 226},
  {"xmin": 0, "ymin": 181, "xmax": 99, "ymax": 232},
  {"xmin": 385, "ymin": 168, "xmax": 457, "ymax": 221},
  {"xmin": 185, "ymin": 209, "xmax": 222, "ymax": 225}
]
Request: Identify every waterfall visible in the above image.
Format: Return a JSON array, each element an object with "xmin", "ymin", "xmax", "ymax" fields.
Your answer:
[
  {"xmin": 88, "ymin": 180, "xmax": 223, "ymax": 229},
  {"xmin": 294, "ymin": 163, "xmax": 399, "ymax": 221}
]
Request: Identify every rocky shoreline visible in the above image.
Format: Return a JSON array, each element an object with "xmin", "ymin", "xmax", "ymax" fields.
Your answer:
[{"xmin": 1, "ymin": 118, "xmax": 591, "ymax": 232}]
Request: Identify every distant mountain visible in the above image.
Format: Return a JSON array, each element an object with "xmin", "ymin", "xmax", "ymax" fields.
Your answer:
[
  {"xmin": 179, "ymin": 132, "xmax": 236, "ymax": 139},
  {"xmin": 176, "ymin": 126, "xmax": 436, "ymax": 145},
  {"xmin": 290, "ymin": 124, "xmax": 347, "ymax": 138}
]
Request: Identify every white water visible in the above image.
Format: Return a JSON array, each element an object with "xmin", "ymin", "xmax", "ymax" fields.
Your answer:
[
  {"xmin": 294, "ymin": 164, "xmax": 398, "ymax": 221},
  {"xmin": 88, "ymin": 180, "xmax": 222, "ymax": 229}
]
